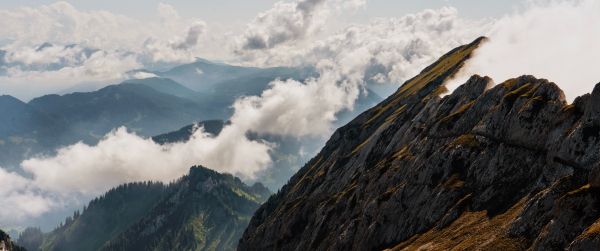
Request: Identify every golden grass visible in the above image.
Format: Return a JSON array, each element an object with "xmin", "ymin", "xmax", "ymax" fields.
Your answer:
[
  {"xmin": 386, "ymin": 199, "xmax": 528, "ymax": 251},
  {"xmin": 439, "ymin": 101, "xmax": 475, "ymax": 125},
  {"xmin": 393, "ymin": 146, "xmax": 414, "ymax": 161},
  {"xmin": 449, "ymin": 134, "xmax": 480, "ymax": 149},
  {"xmin": 582, "ymin": 219, "xmax": 600, "ymax": 237},
  {"xmin": 352, "ymin": 136, "xmax": 373, "ymax": 155},
  {"xmin": 363, "ymin": 38, "xmax": 484, "ymax": 133},
  {"xmin": 442, "ymin": 174, "xmax": 465, "ymax": 189},
  {"xmin": 395, "ymin": 43, "xmax": 481, "ymax": 99},
  {"xmin": 290, "ymin": 156, "xmax": 324, "ymax": 193},
  {"xmin": 503, "ymin": 83, "xmax": 532, "ymax": 100},
  {"xmin": 385, "ymin": 105, "xmax": 407, "ymax": 124},
  {"xmin": 567, "ymin": 184, "xmax": 591, "ymax": 196}
]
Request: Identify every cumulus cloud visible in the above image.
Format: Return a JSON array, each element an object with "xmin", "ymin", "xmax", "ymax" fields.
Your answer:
[
  {"xmin": 22, "ymin": 126, "xmax": 271, "ymax": 195},
  {"xmin": 237, "ymin": 7, "xmax": 487, "ymax": 73},
  {"xmin": 1, "ymin": 124, "xmax": 272, "ymax": 226},
  {"xmin": 142, "ymin": 21, "xmax": 207, "ymax": 63},
  {"xmin": 232, "ymin": 6, "xmax": 487, "ymax": 137},
  {"xmin": 232, "ymin": 62, "xmax": 361, "ymax": 137},
  {"xmin": 0, "ymin": 1, "xmax": 205, "ymax": 57},
  {"xmin": 0, "ymin": 168, "xmax": 54, "ymax": 224},
  {"xmin": 236, "ymin": 0, "xmax": 365, "ymax": 52},
  {"xmin": 445, "ymin": 0, "xmax": 600, "ymax": 102},
  {"xmin": 237, "ymin": 0, "xmax": 328, "ymax": 51},
  {"xmin": 0, "ymin": 48, "xmax": 141, "ymax": 100}
]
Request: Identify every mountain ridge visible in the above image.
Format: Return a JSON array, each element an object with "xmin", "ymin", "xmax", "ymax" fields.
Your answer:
[
  {"xmin": 20, "ymin": 166, "xmax": 271, "ymax": 251},
  {"xmin": 238, "ymin": 36, "xmax": 600, "ymax": 250}
]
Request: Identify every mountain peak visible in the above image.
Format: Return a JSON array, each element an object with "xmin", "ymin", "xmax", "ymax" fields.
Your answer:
[
  {"xmin": 239, "ymin": 37, "xmax": 600, "ymax": 250},
  {"xmin": 34, "ymin": 165, "xmax": 271, "ymax": 251}
]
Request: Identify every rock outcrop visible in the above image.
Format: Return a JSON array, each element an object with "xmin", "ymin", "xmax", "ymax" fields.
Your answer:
[
  {"xmin": 238, "ymin": 37, "xmax": 600, "ymax": 250},
  {"xmin": 0, "ymin": 230, "xmax": 25, "ymax": 251}
]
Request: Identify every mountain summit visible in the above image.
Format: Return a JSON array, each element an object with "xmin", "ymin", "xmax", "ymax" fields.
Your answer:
[
  {"xmin": 25, "ymin": 166, "xmax": 270, "ymax": 251},
  {"xmin": 238, "ymin": 37, "xmax": 600, "ymax": 250}
]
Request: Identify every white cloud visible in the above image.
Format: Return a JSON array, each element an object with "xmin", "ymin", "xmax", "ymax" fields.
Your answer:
[
  {"xmin": 22, "ymin": 127, "xmax": 271, "ymax": 195},
  {"xmin": 0, "ymin": 2, "xmax": 209, "ymax": 100},
  {"xmin": 236, "ymin": 0, "xmax": 328, "ymax": 51},
  {"xmin": 0, "ymin": 168, "xmax": 55, "ymax": 225},
  {"xmin": 235, "ymin": 0, "xmax": 365, "ymax": 52},
  {"xmin": 0, "ymin": 1, "xmax": 205, "ymax": 57},
  {"xmin": 0, "ymin": 49, "xmax": 142, "ymax": 100},
  {"xmin": 231, "ymin": 62, "xmax": 361, "ymax": 137},
  {"xmin": 236, "ymin": 7, "xmax": 488, "ymax": 76},
  {"xmin": 131, "ymin": 71, "xmax": 159, "ymax": 79},
  {"xmin": 230, "ymin": 7, "xmax": 487, "ymax": 137},
  {"xmin": 1, "ymin": 125, "xmax": 272, "ymax": 226},
  {"xmin": 445, "ymin": 0, "xmax": 600, "ymax": 102}
]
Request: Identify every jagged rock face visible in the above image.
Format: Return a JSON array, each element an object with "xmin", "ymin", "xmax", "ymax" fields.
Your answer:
[{"xmin": 238, "ymin": 37, "xmax": 600, "ymax": 251}]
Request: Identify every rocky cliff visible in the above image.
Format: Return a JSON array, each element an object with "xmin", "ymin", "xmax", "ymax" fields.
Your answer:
[
  {"xmin": 238, "ymin": 37, "xmax": 600, "ymax": 250},
  {"xmin": 0, "ymin": 230, "xmax": 25, "ymax": 251}
]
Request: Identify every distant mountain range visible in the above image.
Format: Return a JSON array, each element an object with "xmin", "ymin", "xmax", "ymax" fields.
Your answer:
[
  {"xmin": 0, "ymin": 58, "xmax": 382, "ymax": 178},
  {"xmin": 17, "ymin": 166, "xmax": 270, "ymax": 251},
  {"xmin": 0, "ymin": 57, "xmax": 382, "ymax": 235},
  {"xmin": 154, "ymin": 58, "xmax": 315, "ymax": 93}
]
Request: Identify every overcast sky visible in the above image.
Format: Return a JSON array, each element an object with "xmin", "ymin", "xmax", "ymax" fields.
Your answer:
[
  {"xmin": 0, "ymin": 0, "xmax": 525, "ymax": 24},
  {"xmin": 2, "ymin": 0, "xmax": 595, "ymax": 102}
]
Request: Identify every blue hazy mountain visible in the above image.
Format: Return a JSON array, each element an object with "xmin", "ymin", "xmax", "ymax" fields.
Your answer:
[
  {"xmin": 152, "ymin": 120, "xmax": 226, "ymax": 144},
  {"xmin": 0, "ymin": 95, "xmax": 65, "ymax": 169},
  {"xmin": 0, "ymin": 95, "xmax": 61, "ymax": 138},
  {"xmin": 157, "ymin": 58, "xmax": 316, "ymax": 92},
  {"xmin": 29, "ymin": 83, "xmax": 207, "ymax": 140},
  {"xmin": 122, "ymin": 77, "xmax": 199, "ymax": 100},
  {"xmin": 0, "ymin": 83, "xmax": 209, "ymax": 168},
  {"xmin": 0, "ymin": 56, "xmax": 382, "ymax": 172}
]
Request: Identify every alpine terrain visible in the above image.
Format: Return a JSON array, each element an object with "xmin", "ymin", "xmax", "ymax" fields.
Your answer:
[{"xmin": 239, "ymin": 37, "xmax": 600, "ymax": 250}]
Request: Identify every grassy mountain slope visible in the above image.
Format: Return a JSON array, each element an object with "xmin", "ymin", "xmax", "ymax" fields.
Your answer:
[
  {"xmin": 26, "ymin": 166, "xmax": 270, "ymax": 251},
  {"xmin": 102, "ymin": 166, "xmax": 270, "ymax": 251},
  {"xmin": 39, "ymin": 182, "xmax": 167, "ymax": 251}
]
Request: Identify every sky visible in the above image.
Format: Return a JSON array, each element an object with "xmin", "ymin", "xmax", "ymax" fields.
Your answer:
[
  {"xmin": 0, "ymin": 0, "xmax": 527, "ymax": 101},
  {"xmin": 0, "ymin": 0, "xmax": 523, "ymax": 21},
  {"xmin": 3, "ymin": 0, "xmax": 600, "ymax": 230}
]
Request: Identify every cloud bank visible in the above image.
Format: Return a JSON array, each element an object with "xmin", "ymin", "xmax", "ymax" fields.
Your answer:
[
  {"xmin": 0, "ymin": 2, "xmax": 208, "ymax": 100},
  {"xmin": 1, "ymin": 125, "xmax": 272, "ymax": 227},
  {"xmin": 445, "ymin": 0, "xmax": 600, "ymax": 102}
]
